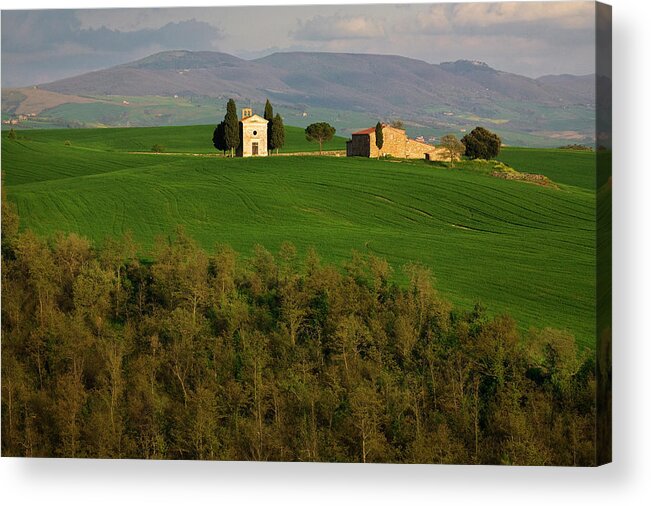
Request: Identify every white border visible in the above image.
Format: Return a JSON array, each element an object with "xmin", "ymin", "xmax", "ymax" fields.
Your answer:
[{"xmin": 1, "ymin": 0, "xmax": 650, "ymax": 504}]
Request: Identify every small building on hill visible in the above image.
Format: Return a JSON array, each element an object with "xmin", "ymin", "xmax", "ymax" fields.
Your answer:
[
  {"xmin": 346, "ymin": 124, "xmax": 449, "ymax": 161},
  {"xmin": 237, "ymin": 108, "xmax": 268, "ymax": 157}
]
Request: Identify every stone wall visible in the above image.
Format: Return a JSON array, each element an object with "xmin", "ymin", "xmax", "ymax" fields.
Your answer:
[
  {"xmin": 372, "ymin": 126, "xmax": 407, "ymax": 158},
  {"xmin": 406, "ymin": 139, "xmax": 453, "ymax": 161},
  {"xmin": 425, "ymin": 148, "xmax": 457, "ymax": 162},
  {"xmin": 405, "ymin": 138, "xmax": 435, "ymax": 159}
]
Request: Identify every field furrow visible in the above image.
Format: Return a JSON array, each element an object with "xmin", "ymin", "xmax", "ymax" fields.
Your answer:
[{"xmin": 2, "ymin": 126, "xmax": 597, "ymax": 347}]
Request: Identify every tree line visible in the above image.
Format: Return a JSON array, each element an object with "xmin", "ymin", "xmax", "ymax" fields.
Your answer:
[
  {"xmin": 1, "ymin": 200, "xmax": 596, "ymax": 464},
  {"xmin": 213, "ymin": 99, "xmax": 285, "ymax": 157}
]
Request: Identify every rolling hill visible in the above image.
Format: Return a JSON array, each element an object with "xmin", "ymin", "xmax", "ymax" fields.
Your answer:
[
  {"xmin": 41, "ymin": 51, "xmax": 594, "ymax": 109},
  {"xmin": 2, "ymin": 50, "xmax": 598, "ymax": 146},
  {"xmin": 2, "ymin": 124, "xmax": 597, "ymax": 347}
]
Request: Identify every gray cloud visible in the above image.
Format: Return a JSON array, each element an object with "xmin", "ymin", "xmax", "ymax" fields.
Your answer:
[
  {"xmin": 2, "ymin": 10, "xmax": 223, "ymax": 86},
  {"xmin": 1, "ymin": 10, "xmax": 82, "ymax": 53},
  {"xmin": 2, "ymin": 11, "xmax": 222, "ymax": 54},
  {"xmin": 75, "ymin": 20, "xmax": 222, "ymax": 53},
  {"xmin": 397, "ymin": 2, "xmax": 594, "ymax": 46},
  {"xmin": 284, "ymin": 2, "xmax": 594, "ymax": 77},
  {"xmin": 1, "ymin": 3, "xmax": 596, "ymax": 87},
  {"xmin": 449, "ymin": 1, "xmax": 594, "ymax": 29},
  {"xmin": 292, "ymin": 14, "xmax": 386, "ymax": 41}
]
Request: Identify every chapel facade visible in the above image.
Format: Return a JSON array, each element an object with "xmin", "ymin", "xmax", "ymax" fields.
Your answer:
[{"xmin": 236, "ymin": 108, "xmax": 268, "ymax": 157}]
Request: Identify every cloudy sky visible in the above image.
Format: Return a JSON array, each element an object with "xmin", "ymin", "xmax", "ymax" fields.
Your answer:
[{"xmin": 1, "ymin": 1, "xmax": 597, "ymax": 87}]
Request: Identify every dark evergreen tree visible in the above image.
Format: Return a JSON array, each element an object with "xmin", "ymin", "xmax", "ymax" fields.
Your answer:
[
  {"xmin": 461, "ymin": 126, "xmax": 501, "ymax": 159},
  {"xmin": 264, "ymin": 99, "xmax": 274, "ymax": 122},
  {"xmin": 224, "ymin": 99, "xmax": 240, "ymax": 157},
  {"xmin": 270, "ymin": 114, "xmax": 285, "ymax": 154},
  {"xmin": 375, "ymin": 122, "xmax": 384, "ymax": 158},
  {"xmin": 212, "ymin": 121, "xmax": 227, "ymax": 155},
  {"xmin": 264, "ymin": 99, "xmax": 274, "ymax": 152}
]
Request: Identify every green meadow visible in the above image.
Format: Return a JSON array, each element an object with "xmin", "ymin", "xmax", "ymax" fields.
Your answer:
[
  {"xmin": 6, "ymin": 124, "xmax": 347, "ymax": 157},
  {"xmin": 2, "ymin": 125, "xmax": 596, "ymax": 347},
  {"xmin": 497, "ymin": 147, "xmax": 597, "ymax": 190}
]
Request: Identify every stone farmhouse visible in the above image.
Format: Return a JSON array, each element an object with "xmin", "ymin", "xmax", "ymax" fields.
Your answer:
[
  {"xmin": 236, "ymin": 108, "xmax": 268, "ymax": 157},
  {"xmin": 346, "ymin": 124, "xmax": 448, "ymax": 161}
]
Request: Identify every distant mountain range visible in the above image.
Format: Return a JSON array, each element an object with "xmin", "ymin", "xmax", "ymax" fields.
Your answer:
[
  {"xmin": 41, "ymin": 50, "xmax": 595, "ymax": 109},
  {"xmin": 3, "ymin": 50, "xmax": 600, "ymax": 146}
]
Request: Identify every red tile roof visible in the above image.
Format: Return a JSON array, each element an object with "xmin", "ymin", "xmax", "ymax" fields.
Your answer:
[
  {"xmin": 351, "ymin": 123, "xmax": 406, "ymax": 135},
  {"xmin": 351, "ymin": 127, "xmax": 376, "ymax": 135}
]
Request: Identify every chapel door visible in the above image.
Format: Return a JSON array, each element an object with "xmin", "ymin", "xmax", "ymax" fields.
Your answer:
[{"xmin": 252, "ymin": 142, "xmax": 259, "ymax": 156}]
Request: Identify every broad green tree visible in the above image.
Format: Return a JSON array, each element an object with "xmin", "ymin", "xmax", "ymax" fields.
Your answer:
[
  {"xmin": 305, "ymin": 122, "xmax": 336, "ymax": 154},
  {"xmin": 461, "ymin": 126, "xmax": 501, "ymax": 159}
]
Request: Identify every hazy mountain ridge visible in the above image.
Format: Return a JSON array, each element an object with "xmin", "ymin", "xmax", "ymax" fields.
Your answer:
[
  {"xmin": 39, "ymin": 50, "xmax": 595, "ymax": 108},
  {"xmin": 4, "ymin": 50, "xmax": 599, "ymax": 145}
]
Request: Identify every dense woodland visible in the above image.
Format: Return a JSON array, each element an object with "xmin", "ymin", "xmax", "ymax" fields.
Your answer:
[{"xmin": 1, "ymin": 198, "xmax": 597, "ymax": 464}]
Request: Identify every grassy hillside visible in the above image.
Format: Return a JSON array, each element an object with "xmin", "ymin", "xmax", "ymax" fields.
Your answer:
[
  {"xmin": 2, "ymin": 127, "xmax": 596, "ymax": 347},
  {"xmin": 8, "ymin": 124, "xmax": 346, "ymax": 156},
  {"xmin": 497, "ymin": 147, "xmax": 596, "ymax": 190}
]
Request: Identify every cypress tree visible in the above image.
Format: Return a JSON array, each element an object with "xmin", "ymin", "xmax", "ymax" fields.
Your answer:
[
  {"xmin": 271, "ymin": 113, "xmax": 285, "ymax": 154},
  {"xmin": 264, "ymin": 99, "xmax": 274, "ymax": 122},
  {"xmin": 264, "ymin": 99, "xmax": 274, "ymax": 152},
  {"xmin": 224, "ymin": 99, "xmax": 240, "ymax": 157},
  {"xmin": 375, "ymin": 122, "xmax": 384, "ymax": 158},
  {"xmin": 212, "ymin": 121, "xmax": 227, "ymax": 155}
]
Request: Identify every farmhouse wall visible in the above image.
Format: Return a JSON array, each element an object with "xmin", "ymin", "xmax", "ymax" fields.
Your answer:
[
  {"xmin": 347, "ymin": 124, "xmax": 441, "ymax": 160},
  {"xmin": 405, "ymin": 138, "xmax": 434, "ymax": 158},
  {"xmin": 372, "ymin": 126, "xmax": 407, "ymax": 158},
  {"xmin": 347, "ymin": 133, "xmax": 372, "ymax": 157},
  {"xmin": 406, "ymin": 139, "xmax": 451, "ymax": 161},
  {"xmin": 425, "ymin": 148, "xmax": 456, "ymax": 162}
]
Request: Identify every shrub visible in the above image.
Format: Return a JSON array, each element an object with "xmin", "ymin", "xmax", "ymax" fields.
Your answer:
[
  {"xmin": 559, "ymin": 144, "xmax": 593, "ymax": 151},
  {"xmin": 461, "ymin": 127, "xmax": 501, "ymax": 159},
  {"xmin": 151, "ymin": 144, "xmax": 165, "ymax": 153},
  {"xmin": 7, "ymin": 128, "xmax": 17, "ymax": 140}
]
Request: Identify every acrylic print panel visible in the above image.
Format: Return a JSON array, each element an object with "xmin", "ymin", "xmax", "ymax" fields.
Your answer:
[{"xmin": 0, "ymin": 1, "xmax": 611, "ymax": 465}]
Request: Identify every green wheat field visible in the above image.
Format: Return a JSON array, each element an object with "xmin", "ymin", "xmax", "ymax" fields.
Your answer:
[{"xmin": 2, "ymin": 124, "xmax": 597, "ymax": 347}]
